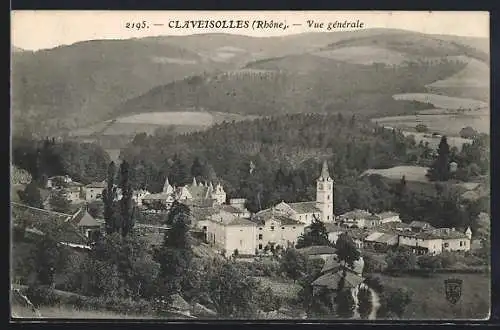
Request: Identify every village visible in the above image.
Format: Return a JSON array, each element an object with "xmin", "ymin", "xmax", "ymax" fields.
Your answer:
[{"xmin": 12, "ymin": 158, "xmax": 478, "ymax": 304}]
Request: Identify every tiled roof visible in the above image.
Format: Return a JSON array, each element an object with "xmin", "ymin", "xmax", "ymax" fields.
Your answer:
[
  {"xmin": 321, "ymin": 255, "xmax": 342, "ymax": 273},
  {"xmin": 297, "ymin": 245, "xmax": 337, "ymax": 256},
  {"xmin": 409, "ymin": 221, "xmax": 433, "ymax": 228},
  {"xmin": 220, "ymin": 205, "xmax": 247, "ymax": 214},
  {"xmin": 226, "ymin": 217, "xmax": 256, "ymax": 227},
  {"xmin": 365, "ymin": 232, "xmax": 398, "ymax": 244},
  {"xmin": 85, "ymin": 181, "xmax": 106, "ymax": 188},
  {"xmin": 182, "ymin": 198, "xmax": 216, "ymax": 208},
  {"xmin": 312, "ymin": 269, "xmax": 364, "ymax": 290},
  {"xmin": 347, "ymin": 228, "xmax": 370, "ymax": 240},
  {"xmin": 142, "ymin": 192, "xmax": 173, "ymax": 200},
  {"xmin": 377, "ymin": 211, "xmax": 400, "ymax": 219},
  {"xmin": 287, "ymin": 201, "xmax": 320, "ymax": 214},
  {"xmin": 339, "ymin": 209, "xmax": 372, "ymax": 220},
  {"xmin": 252, "ymin": 209, "xmax": 303, "ymax": 226}
]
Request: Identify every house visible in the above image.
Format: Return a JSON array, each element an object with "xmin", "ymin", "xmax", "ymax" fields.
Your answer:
[
  {"xmin": 63, "ymin": 181, "xmax": 84, "ymax": 203},
  {"xmin": 297, "ymin": 245, "xmax": 337, "ymax": 261},
  {"xmin": 377, "ymin": 211, "xmax": 402, "ymax": 224},
  {"xmin": 312, "ymin": 267, "xmax": 364, "ymax": 293},
  {"xmin": 200, "ymin": 210, "xmax": 257, "ymax": 255},
  {"xmin": 347, "ymin": 228, "xmax": 369, "ymax": 249},
  {"xmin": 46, "ymin": 175, "xmax": 73, "ymax": 189},
  {"xmin": 133, "ymin": 189, "xmax": 150, "ymax": 206},
  {"xmin": 251, "ymin": 208, "xmax": 306, "ymax": 251},
  {"xmin": 84, "ymin": 181, "xmax": 106, "ymax": 201},
  {"xmin": 67, "ymin": 208, "xmax": 104, "ymax": 241},
  {"xmin": 338, "ymin": 209, "xmax": 380, "ymax": 228},
  {"xmin": 432, "ymin": 228, "xmax": 471, "ymax": 253},
  {"xmin": 273, "ymin": 201, "xmax": 322, "ymax": 226},
  {"xmin": 364, "ymin": 231, "xmax": 399, "ymax": 252},
  {"xmin": 325, "ymin": 223, "xmax": 345, "ymax": 244},
  {"xmin": 397, "ymin": 231, "xmax": 443, "ymax": 255}
]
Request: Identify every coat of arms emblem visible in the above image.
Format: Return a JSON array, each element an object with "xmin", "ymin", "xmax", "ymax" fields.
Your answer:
[{"xmin": 444, "ymin": 278, "xmax": 463, "ymax": 305}]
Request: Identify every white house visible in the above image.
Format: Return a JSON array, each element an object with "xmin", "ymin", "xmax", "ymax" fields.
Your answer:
[
  {"xmin": 377, "ymin": 211, "xmax": 402, "ymax": 224},
  {"xmin": 337, "ymin": 209, "xmax": 381, "ymax": 228},
  {"xmin": 252, "ymin": 208, "xmax": 306, "ymax": 251},
  {"xmin": 199, "ymin": 210, "xmax": 257, "ymax": 255},
  {"xmin": 84, "ymin": 181, "xmax": 106, "ymax": 201},
  {"xmin": 396, "ymin": 227, "xmax": 471, "ymax": 255}
]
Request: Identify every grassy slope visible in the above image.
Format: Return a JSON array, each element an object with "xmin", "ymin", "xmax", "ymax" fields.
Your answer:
[{"xmin": 378, "ymin": 273, "xmax": 490, "ymax": 320}]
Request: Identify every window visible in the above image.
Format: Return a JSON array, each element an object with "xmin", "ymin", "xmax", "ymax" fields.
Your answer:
[
  {"xmin": 259, "ymin": 227, "xmax": 262, "ymax": 230},
  {"xmin": 258, "ymin": 234, "xmax": 263, "ymax": 240},
  {"xmin": 327, "ymin": 216, "xmax": 330, "ymax": 220},
  {"xmin": 444, "ymin": 242, "xmax": 449, "ymax": 248},
  {"xmin": 327, "ymin": 195, "xmax": 330, "ymax": 200},
  {"xmin": 240, "ymin": 240, "xmax": 243, "ymax": 246},
  {"xmin": 271, "ymin": 226, "xmax": 275, "ymax": 231},
  {"xmin": 281, "ymin": 227, "xmax": 285, "ymax": 230},
  {"xmin": 258, "ymin": 244, "xmax": 263, "ymax": 250},
  {"xmin": 293, "ymin": 226, "xmax": 296, "ymax": 229}
]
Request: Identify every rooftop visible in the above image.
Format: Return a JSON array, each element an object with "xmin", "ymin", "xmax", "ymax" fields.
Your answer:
[
  {"xmin": 312, "ymin": 268, "xmax": 364, "ymax": 290},
  {"xmin": 85, "ymin": 181, "xmax": 106, "ymax": 189},
  {"xmin": 365, "ymin": 231, "xmax": 398, "ymax": 244},
  {"xmin": 377, "ymin": 211, "xmax": 400, "ymax": 219},
  {"xmin": 286, "ymin": 201, "xmax": 321, "ymax": 214},
  {"xmin": 339, "ymin": 209, "xmax": 372, "ymax": 220},
  {"xmin": 297, "ymin": 245, "xmax": 337, "ymax": 256}
]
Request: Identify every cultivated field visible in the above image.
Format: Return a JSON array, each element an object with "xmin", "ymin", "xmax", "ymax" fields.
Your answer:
[
  {"xmin": 392, "ymin": 93, "xmax": 488, "ymax": 110},
  {"xmin": 373, "ymin": 112, "xmax": 489, "ymax": 138},
  {"xmin": 426, "ymin": 57, "xmax": 489, "ymax": 89},
  {"xmin": 362, "ymin": 166, "xmax": 430, "ymax": 182},
  {"xmin": 377, "ymin": 273, "xmax": 490, "ymax": 320},
  {"xmin": 314, "ymin": 46, "xmax": 409, "ymax": 65},
  {"xmin": 68, "ymin": 111, "xmax": 260, "ymax": 138}
]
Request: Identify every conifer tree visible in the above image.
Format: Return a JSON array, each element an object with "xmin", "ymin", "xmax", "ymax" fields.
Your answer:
[
  {"xmin": 119, "ymin": 160, "xmax": 135, "ymax": 237},
  {"xmin": 427, "ymin": 136, "xmax": 451, "ymax": 181},
  {"xmin": 102, "ymin": 161, "xmax": 117, "ymax": 235}
]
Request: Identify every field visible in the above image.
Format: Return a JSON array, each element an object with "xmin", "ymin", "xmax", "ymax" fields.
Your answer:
[
  {"xmin": 12, "ymin": 305, "xmax": 156, "ymax": 319},
  {"xmin": 69, "ymin": 111, "xmax": 260, "ymax": 138},
  {"xmin": 392, "ymin": 93, "xmax": 488, "ymax": 110},
  {"xmin": 373, "ymin": 107, "xmax": 489, "ymax": 142},
  {"xmin": 362, "ymin": 166, "xmax": 430, "ymax": 182},
  {"xmin": 377, "ymin": 273, "xmax": 490, "ymax": 320},
  {"xmin": 314, "ymin": 46, "xmax": 409, "ymax": 65}
]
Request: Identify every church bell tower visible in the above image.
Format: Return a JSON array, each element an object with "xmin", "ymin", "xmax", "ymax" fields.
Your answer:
[{"xmin": 316, "ymin": 160, "xmax": 334, "ymax": 223}]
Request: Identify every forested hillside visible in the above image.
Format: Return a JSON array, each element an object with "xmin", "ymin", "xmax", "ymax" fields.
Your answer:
[{"xmin": 119, "ymin": 113, "xmax": 488, "ymax": 230}]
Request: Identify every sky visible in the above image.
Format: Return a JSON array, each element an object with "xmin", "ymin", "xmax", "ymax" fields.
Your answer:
[{"xmin": 12, "ymin": 10, "xmax": 490, "ymax": 51}]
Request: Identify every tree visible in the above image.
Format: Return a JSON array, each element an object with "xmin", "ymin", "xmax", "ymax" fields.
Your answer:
[
  {"xmin": 417, "ymin": 255, "xmax": 442, "ymax": 273},
  {"xmin": 119, "ymin": 160, "xmax": 135, "ymax": 237},
  {"xmin": 30, "ymin": 224, "xmax": 71, "ymax": 287},
  {"xmin": 296, "ymin": 216, "xmax": 332, "ymax": 248},
  {"xmin": 102, "ymin": 161, "xmax": 117, "ymax": 235},
  {"xmin": 357, "ymin": 286, "xmax": 373, "ymax": 319},
  {"xmin": 459, "ymin": 126, "xmax": 478, "ymax": 139},
  {"xmin": 335, "ymin": 233, "xmax": 361, "ymax": 269},
  {"xmin": 191, "ymin": 156, "xmax": 204, "ymax": 180},
  {"xmin": 49, "ymin": 189, "xmax": 71, "ymax": 213},
  {"xmin": 155, "ymin": 201, "xmax": 193, "ymax": 296},
  {"xmin": 415, "ymin": 124, "xmax": 428, "ymax": 133},
  {"xmin": 336, "ymin": 289, "xmax": 355, "ymax": 318},
  {"xmin": 280, "ymin": 248, "xmax": 307, "ymax": 283},
  {"xmin": 87, "ymin": 201, "xmax": 104, "ymax": 218},
  {"xmin": 258, "ymin": 287, "xmax": 282, "ymax": 313},
  {"xmin": 18, "ymin": 182, "xmax": 44, "ymax": 209},
  {"xmin": 380, "ymin": 288, "xmax": 413, "ymax": 319},
  {"xmin": 207, "ymin": 261, "xmax": 260, "ymax": 318},
  {"xmin": 385, "ymin": 249, "xmax": 417, "ymax": 274},
  {"xmin": 427, "ymin": 136, "xmax": 451, "ymax": 181}
]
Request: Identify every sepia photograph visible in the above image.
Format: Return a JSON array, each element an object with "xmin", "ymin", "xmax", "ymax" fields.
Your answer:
[{"xmin": 10, "ymin": 10, "xmax": 491, "ymax": 321}]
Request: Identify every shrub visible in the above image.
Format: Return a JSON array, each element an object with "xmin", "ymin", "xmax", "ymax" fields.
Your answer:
[
  {"xmin": 415, "ymin": 124, "xmax": 428, "ymax": 133},
  {"xmin": 25, "ymin": 285, "xmax": 61, "ymax": 307}
]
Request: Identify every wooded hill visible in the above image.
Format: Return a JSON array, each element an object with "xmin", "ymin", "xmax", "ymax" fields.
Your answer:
[{"xmin": 12, "ymin": 29, "xmax": 488, "ymax": 136}]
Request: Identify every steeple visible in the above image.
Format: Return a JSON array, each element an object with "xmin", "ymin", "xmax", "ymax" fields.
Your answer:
[
  {"xmin": 192, "ymin": 177, "xmax": 197, "ymax": 186},
  {"xmin": 318, "ymin": 160, "xmax": 331, "ymax": 181},
  {"xmin": 163, "ymin": 177, "xmax": 173, "ymax": 194}
]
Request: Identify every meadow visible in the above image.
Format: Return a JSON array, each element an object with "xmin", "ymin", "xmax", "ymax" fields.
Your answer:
[
  {"xmin": 392, "ymin": 93, "xmax": 488, "ymax": 110},
  {"xmin": 362, "ymin": 166, "xmax": 430, "ymax": 182},
  {"xmin": 377, "ymin": 273, "xmax": 490, "ymax": 320}
]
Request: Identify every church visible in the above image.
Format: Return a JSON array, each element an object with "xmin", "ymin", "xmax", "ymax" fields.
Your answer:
[{"xmin": 196, "ymin": 161, "xmax": 335, "ymax": 255}]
